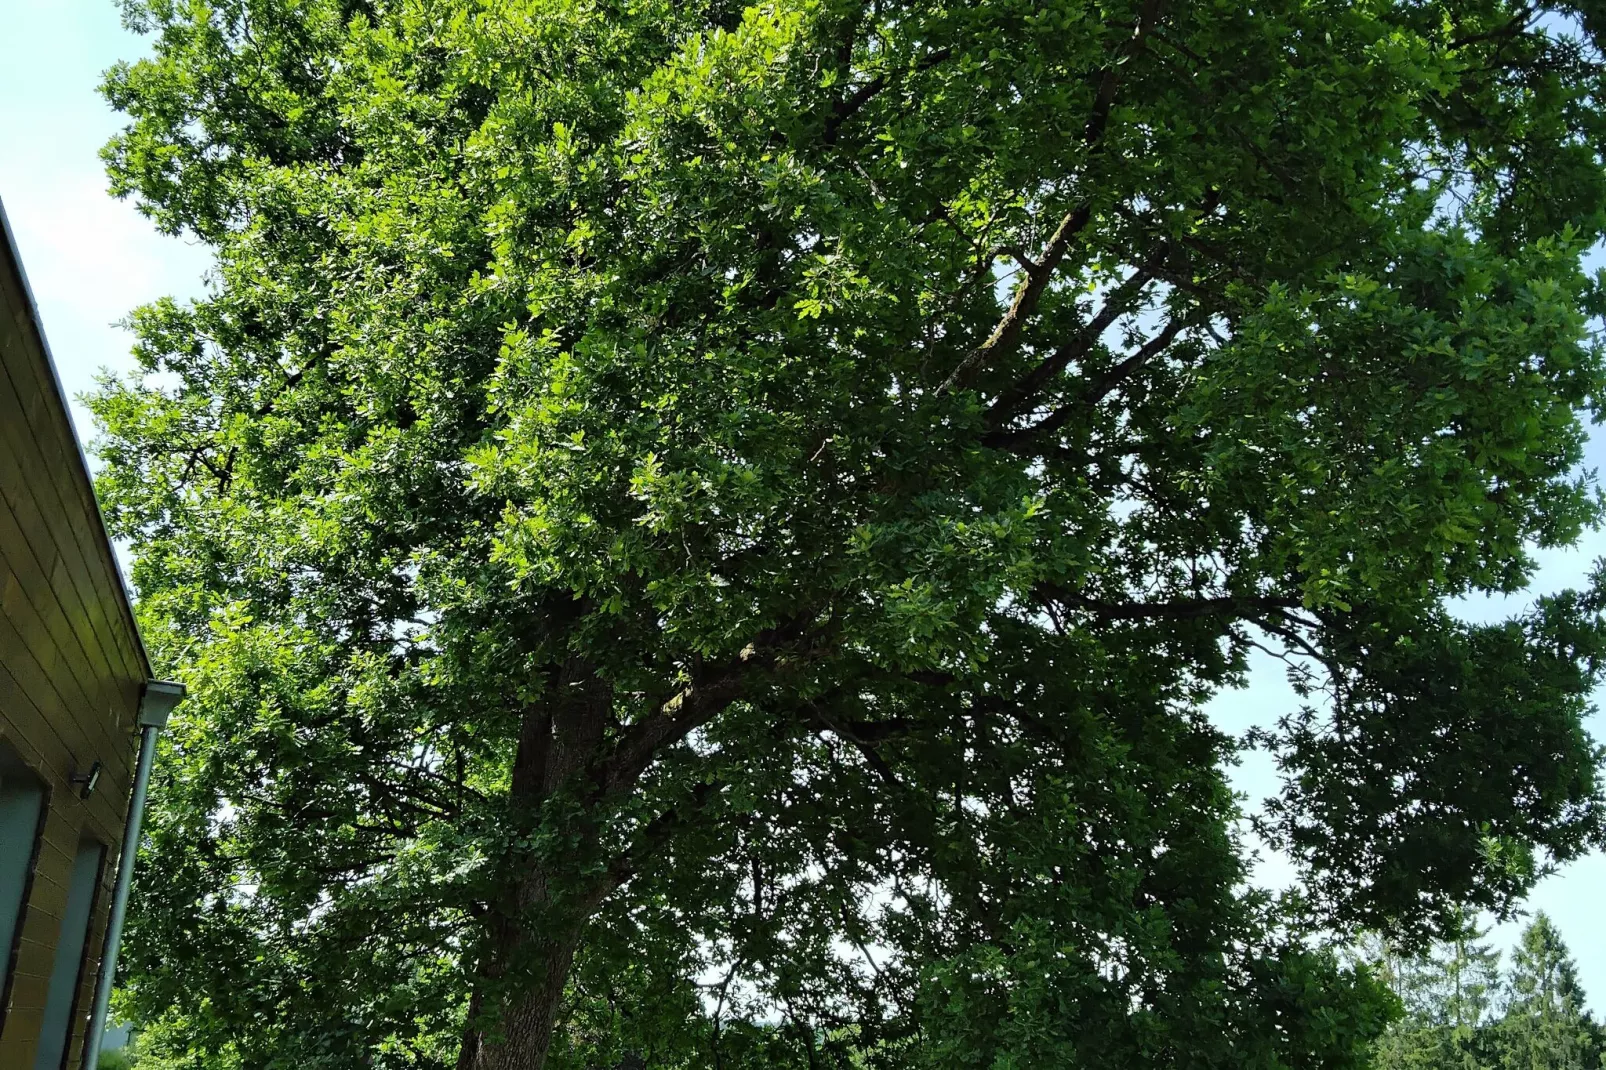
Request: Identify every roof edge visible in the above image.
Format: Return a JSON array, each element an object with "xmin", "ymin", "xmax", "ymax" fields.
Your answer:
[{"xmin": 0, "ymin": 192, "xmax": 155, "ymax": 679}]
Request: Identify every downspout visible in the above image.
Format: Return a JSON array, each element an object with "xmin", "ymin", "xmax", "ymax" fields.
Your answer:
[{"xmin": 82, "ymin": 680, "xmax": 186, "ymax": 1070}]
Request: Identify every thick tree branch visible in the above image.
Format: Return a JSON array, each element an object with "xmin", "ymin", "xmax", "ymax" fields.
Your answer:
[
  {"xmin": 598, "ymin": 619, "xmax": 818, "ymax": 798},
  {"xmin": 1449, "ymin": 6, "xmax": 1536, "ymax": 50},
  {"xmin": 936, "ymin": 2, "xmax": 1166, "ymax": 396},
  {"xmin": 808, "ymin": 704, "xmax": 907, "ymax": 785},
  {"xmin": 983, "ymin": 312, "xmax": 1191, "ymax": 451},
  {"xmin": 822, "ymin": 47, "xmax": 954, "ymax": 145},
  {"xmin": 1083, "ymin": 314, "xmax": 1191, "ymax": 406},
  {"xmin": 982, "ymin": 253, "xmax": 1163, "ymax": 425},
  {"xmin": 1038, "ymin": 585, "xmax": 1304, "ymax": 623},
  {"xmin": 606, "ymin": 779, "xmax": 724, "ymax": 889},
  {"xmin": 935, "ymin": 205, "xmax": 1096, "ymax": 395}
]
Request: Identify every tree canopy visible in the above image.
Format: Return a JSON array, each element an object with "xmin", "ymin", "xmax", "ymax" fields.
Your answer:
[{"xmin": 92, "ymin": 0, "xmax": 1606, "ymax": 1067}]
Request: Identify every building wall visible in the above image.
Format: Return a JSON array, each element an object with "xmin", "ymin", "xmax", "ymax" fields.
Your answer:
[{"xmin": 0, "ymin": 208, "xmax": 150, "ymax": 1069}]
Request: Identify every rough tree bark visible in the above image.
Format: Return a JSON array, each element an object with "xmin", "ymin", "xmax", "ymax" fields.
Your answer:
[
  {"xmin": 454, "ymin": 630, "xmax": 809, "ymax": 1067},
  {"xmin": 456, "ymin": 661, "xmax": 613, "ymax": 1070}
]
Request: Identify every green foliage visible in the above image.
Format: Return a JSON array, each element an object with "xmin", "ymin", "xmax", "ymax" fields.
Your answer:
[
  {"xmin": 90, "ymin": 0, "xmax": 1606, "ymax": 1067},
  {"xmin": 1370, "ymin": 913, "xmax": 1606, "ymax": 1069}
]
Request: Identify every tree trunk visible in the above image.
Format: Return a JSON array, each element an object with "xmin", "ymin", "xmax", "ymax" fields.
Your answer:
[
  {"xmin": 452, "ymin": 643, "xmax": 767, "ymax": 1069},
  {"xmin": 457, "ymin": 925, "xmax": 583, "ymax": 1070},
  {"xmin": 458, "ymin": 661, "xmax": 614, "ymax": 1070}
]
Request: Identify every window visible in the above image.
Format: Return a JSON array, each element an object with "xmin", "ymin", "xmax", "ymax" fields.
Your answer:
[
  {"xmin": 33, "ymin": 839, "xmax": 103, "ymax": 1070},
  {"xmin": 0, "ymin": 739, "xmax": 47, "ymax": 1034}
]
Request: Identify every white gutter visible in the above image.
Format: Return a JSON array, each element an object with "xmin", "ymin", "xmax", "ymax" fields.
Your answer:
[{"xmin": 82, "ymin": 679, "xmax": 186, "ymax": 1070}]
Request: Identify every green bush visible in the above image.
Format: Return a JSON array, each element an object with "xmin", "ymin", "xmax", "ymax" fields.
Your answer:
[{"xmin": 98, "ymin": 1050, "xmax": 134, "ymax": 1070}]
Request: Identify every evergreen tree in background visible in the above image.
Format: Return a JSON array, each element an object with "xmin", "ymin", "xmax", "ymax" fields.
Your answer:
[
  {"xmin": 89, "ymin": 0, "xmax": 1606, "ymax": 1067},
  {"xmin": 1491, "ymin": 914, "xmax": 1603, "ymax": 1069},
  {"xmin": 1372, "ymin": 914, "xmax": 1606, "ymax": 1070},
  {"xmin": 1371, "ymin": 914, "xmax": 1503, "ymax": 1069}
]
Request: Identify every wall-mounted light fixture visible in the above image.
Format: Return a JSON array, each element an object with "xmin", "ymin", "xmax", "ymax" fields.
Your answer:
[{"xmin": 69, "ymin": 760, "xmax": 102, "ymax": 800}]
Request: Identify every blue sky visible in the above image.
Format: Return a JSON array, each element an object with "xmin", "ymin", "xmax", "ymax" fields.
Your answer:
[{"xmin": 2, "ymin": 0, "xmax": 1602, "ymax": 1018}]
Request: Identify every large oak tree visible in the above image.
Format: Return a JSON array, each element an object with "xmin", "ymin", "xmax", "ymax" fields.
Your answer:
[{"xmin": 94, "ymin": 0, "xmax": 1606, "ymax": 1067}]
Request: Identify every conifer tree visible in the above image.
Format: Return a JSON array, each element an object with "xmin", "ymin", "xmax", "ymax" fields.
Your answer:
[
  {"xmin": 1371, "ymin": 914, "xmax": 1605, "ymax": 1070},
  {"xmin": 1491, "ymin": 913, "xmax": 1602, "ymax": 1069}
]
